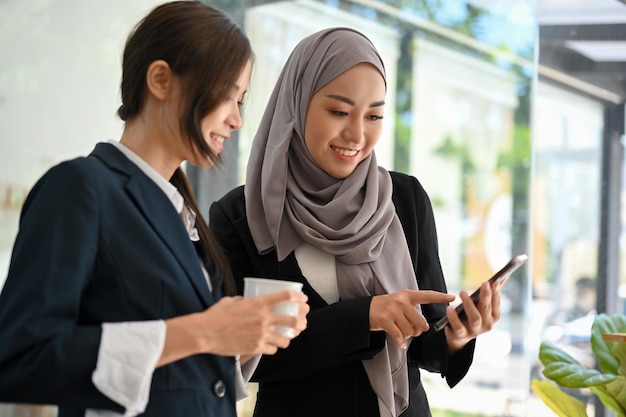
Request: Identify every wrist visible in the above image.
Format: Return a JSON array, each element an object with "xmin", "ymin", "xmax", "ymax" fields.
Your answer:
[
  {"xmin": 368, "ymin": 295, "xmax": 382, "ymax": 331},
  {"xmin": 186, "ymin": 311, "xmax": 212, "ymax": 354},
  {"xmin": 160, "ymin": 313, "xmax": 206, "ymax": 366},
  {"xmin": 444, "ymin": 327, "xmax": 469, "ymax": 354}
]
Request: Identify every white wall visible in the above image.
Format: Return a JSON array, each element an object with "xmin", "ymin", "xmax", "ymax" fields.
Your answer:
[{"xmin": 0, "ymin": 0, "xmax": 165, "ymax": 286}]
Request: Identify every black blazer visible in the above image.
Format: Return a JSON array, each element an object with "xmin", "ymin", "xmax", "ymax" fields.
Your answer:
[
  {"xmin": 209, "ymin": 171, "xmax": 475, "ymax": 417},
  {"xmin": 0, "ymin": 143, "xmax": 236, "ymax": 417}
]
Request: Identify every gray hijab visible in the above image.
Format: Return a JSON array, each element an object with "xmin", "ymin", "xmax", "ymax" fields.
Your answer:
[{"xmin": 245, "ymin": 27, "xmax": 418, "ymax": 417}]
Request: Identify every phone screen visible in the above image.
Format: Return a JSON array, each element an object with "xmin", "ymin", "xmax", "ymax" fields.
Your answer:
[{"xmin": 433, "ymin": 254, "xmax": 528, "ymax": 331}]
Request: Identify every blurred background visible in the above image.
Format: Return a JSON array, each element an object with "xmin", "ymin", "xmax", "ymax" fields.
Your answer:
[{"xmin": 1, "ymin": 0, "xmax": 626, "ymax": 416}]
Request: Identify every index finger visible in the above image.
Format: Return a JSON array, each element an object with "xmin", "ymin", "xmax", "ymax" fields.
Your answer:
[{"xmin": 406, "ymin": 290, "xmax": 455, "ymax": 306}]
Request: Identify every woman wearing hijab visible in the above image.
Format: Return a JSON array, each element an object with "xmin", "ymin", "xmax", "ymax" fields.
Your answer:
[{"xmin": 208, "ymin": 27, "xmax": 503, "ymax": 417}]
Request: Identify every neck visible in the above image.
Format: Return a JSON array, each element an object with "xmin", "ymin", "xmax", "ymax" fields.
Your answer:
[{"xmin": 119, "ymin": 116, "xmax": 182, "ymax": 180}]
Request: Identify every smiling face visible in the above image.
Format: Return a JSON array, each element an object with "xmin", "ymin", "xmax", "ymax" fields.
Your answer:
[
  {"xmin": 190, "ymin": 59, "xmax": 251, "ymax": 168},
  {"xmin": 303, "ymin": 63, "xmax": 386, "ymax": 179}
]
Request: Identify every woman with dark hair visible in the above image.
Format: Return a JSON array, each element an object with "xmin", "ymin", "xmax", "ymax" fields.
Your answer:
[
  {"xmin": 209, "ymin": 27, "xmax": 502, "ymax": 417},
  {"xmin": 0, "ymin": 2, "xmax": 308, "ymax": 417}
]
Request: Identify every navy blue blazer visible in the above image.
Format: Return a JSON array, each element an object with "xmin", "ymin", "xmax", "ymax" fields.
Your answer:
[
  {"xmin": 0, "ymin": 143, "xmax": 236, "ymax": 417},
  {"xmin": 209, "ymin": 172, "xmax": 475, "ymax": 417}
]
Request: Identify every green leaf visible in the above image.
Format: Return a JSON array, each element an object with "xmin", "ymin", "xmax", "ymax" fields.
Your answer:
[
  {"xmin": 536, "ymin": 314, "xmax": 626, "ymax": 415},
  {"xmin": 542, "ymin": 363, "xmax": 616, "ymax": 388},
  {"xmin": 539, "ymin": 340, "xmax": 583, "ymax": 366},
  {"xmin": 591, "ymin": 314, "xmax": 626, "ymax": 374},
  {"xmin": 589, "ymin": 378, "xmax": 626, "ymax": 416},
  {"xmin": 606, "ymin": 375, "xmax": 626, "ymax": 414},
  {"xmin": 530, "ymin": 379, "xmax": 589, "ymax": 417},
  {"xmin": 613, "ymin": 343, "xmax": 626, "ymax": 378}
]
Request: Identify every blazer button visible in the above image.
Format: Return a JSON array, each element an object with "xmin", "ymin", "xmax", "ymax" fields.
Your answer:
[{"xmin": 212, "ymin": 380, "xmax": 226, "ymax": 398}]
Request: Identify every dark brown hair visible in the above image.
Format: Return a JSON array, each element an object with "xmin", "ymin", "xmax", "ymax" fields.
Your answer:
[
  {"xmin": 118, "ymin": 1, "xmax": 252, "ymax": 165},
  {"xmin": 170, "ymin": 168, "xmax": 236, "ymax": 295},
  {"xmin": 119, "ymin": 1, "xmax": 252, "ymax": 295}
]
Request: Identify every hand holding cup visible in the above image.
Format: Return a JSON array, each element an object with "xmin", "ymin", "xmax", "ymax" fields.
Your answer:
[{"xmin": 244, "ymin": 277, "xmax": 306, "ymax": 338}]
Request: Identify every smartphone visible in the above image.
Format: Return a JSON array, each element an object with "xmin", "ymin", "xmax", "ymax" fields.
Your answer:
[{"xmin": 434, "ymin": 254, "xmax": 528, "ymax": 331}]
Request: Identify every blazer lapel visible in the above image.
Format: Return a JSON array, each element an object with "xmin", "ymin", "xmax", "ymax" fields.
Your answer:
[{"xmin": 91, "ymin": 143, "xmax": 214, "ymax": 307}]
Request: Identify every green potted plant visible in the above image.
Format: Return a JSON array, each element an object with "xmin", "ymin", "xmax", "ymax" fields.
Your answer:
[{"xmin": 530, "ymin": 313, "xmax": 626, "ymax": 416}]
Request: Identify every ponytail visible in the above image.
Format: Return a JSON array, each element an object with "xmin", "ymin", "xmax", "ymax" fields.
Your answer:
[{"xmin": 170, "ymin": 167, "xmax": 236, "ymax": 296}]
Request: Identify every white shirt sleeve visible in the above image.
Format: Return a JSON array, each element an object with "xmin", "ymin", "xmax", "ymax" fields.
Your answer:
[
  {"xmin": 235, "ymin": 354, "xmax": 262, "ymax": 400},
  {"xmin": 90, "ymin": 320, "xmax": 166, "ymax": 417}
]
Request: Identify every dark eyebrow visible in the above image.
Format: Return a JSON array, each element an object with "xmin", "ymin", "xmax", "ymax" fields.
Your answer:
[{"xmin": 325, "ymin": 93, "xmax": 385, "ymax": 108}]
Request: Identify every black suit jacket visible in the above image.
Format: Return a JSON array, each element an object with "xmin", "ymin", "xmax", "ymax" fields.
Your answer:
[
  {"xmin": 209, "ymin": 171, "xmax": 475, "ymax": 417},
  {"xmin": 0, "ymin": 143, "xmax": 236, "ymax": 417}
]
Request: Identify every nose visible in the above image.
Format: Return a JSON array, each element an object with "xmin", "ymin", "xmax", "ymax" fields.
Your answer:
[
  {"xmin": 341, "ymin": 117, "xmax": 364, "ymax": 144},
  {"xmin": 227, "ymin": 102, "xmax": 243, "ymax": 131}
]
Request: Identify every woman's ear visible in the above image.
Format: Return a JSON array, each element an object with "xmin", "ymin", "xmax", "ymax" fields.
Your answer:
[{"xmin": 146, "ymin": 60, "xmax": 172, "ymax": 101}]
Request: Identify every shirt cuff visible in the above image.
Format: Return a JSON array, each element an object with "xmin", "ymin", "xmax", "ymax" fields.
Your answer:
[
  {"xmin": 235, "ymin": 354, "xmax": 262, "ymax": 400},
  {"xmin": 92, "ymin": 320, "xmax": 166, "ymax": 416}
]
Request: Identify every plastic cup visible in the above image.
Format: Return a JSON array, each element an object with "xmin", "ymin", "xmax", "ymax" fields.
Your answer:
[{"xmin": 243, "ymin": 277, "xmax": 304, "ymax": 338}]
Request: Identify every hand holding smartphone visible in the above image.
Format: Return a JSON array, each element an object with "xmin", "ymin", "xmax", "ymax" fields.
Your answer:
[{"xmin": 434, "ymin": 254, "xmax": 528, "ymax": 331}]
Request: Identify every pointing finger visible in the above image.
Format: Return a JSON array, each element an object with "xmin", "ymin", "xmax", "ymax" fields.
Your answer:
[{"xmin": 406, "ymin": 290, "xmax": 455, "ymax": 306}]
